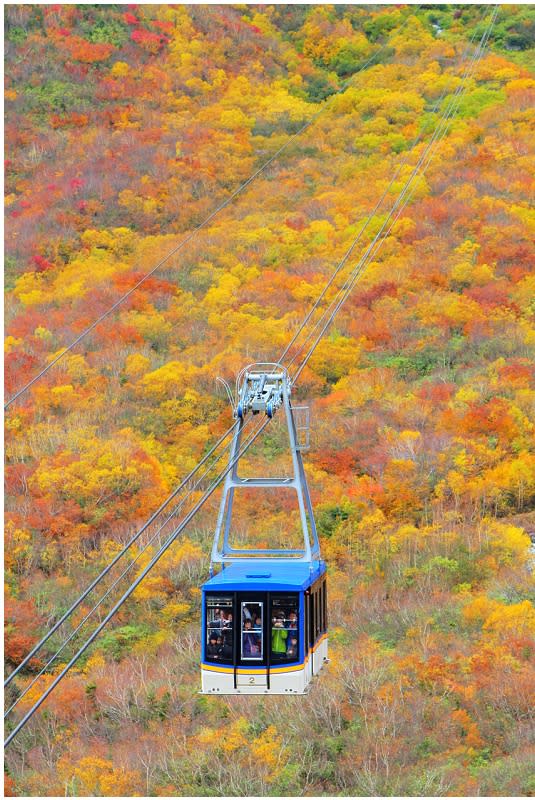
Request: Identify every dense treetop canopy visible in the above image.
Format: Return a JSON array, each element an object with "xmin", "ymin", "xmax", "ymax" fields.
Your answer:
[{"xmin": 4, "ymin": 4, "xmax": 535, "ymax": 796}]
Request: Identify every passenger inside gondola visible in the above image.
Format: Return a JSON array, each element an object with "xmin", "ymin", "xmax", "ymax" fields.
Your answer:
[
  {"xmin": 206, "ymin": 598, "xmax": 234, "ymax": 661},
  {"xmin": 286, "ymin": 636, "xmax": 298, "ymax": 658},
  {"xmin": 207, "ymin": 634, "xmax": 220, "ymax": 659},
  {"xmin": 242, "ymin": 619, "xmax": 260, "ymax": 656},
  {"xmin": 271, "ymin": 613, "xmax": 288, "ymax": 655},
  {"xmin": 221, "ymin": 615, "xmax": 233, "ymax": 655},
  {"xmin": 208, "ymin": 608, "xmax": 222, "ymax": 630}
]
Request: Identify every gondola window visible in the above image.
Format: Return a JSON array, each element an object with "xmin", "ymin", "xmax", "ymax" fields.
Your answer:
[
  {"xmin": 241, "ymin": 601, "xmax": 263, "ymax": 660},
  {"xmin": 270, "ymin": 594, "xmax": 299, "ymax": 662},
  {"xmin": 205, "ymin": 594, "xmax": 233, "ymax": 663}
]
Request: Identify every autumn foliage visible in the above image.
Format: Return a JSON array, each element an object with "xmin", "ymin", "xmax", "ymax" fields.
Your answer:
[{"xmin": 4, "ymin": 4, "xmax": 535, "ymax": 797}]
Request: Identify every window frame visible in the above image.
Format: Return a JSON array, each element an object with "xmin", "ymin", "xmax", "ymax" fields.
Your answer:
[
  {"xmin": 269, "ymin": 592, "xmax": 300, "ymax": 664},
  {"xmin": 314, "ymin": 586, "xmax": 320, "ymax": 641},
  {"xmin": 308, "ymin": 589, "xmax": 314, "ymax": 650},
  {"xmin": 322, "ymin": 580, "xmax": 327, "ymax": 633},
  {"xmin": 240, "ymin": 600, "xmax": 264, "ymax": 661},
  {"xmin": 306, "ymin": 576, "xmax": 328, "ymax": 648},
  {"xmin": 204, "ymin": 592, "xmax": 234, "ymax": 665}
]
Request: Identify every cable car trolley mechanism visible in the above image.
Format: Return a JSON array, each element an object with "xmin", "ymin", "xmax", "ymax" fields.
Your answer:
[{"xmin": 201, "ymin": 364, "xmax": 328, "ymax": 695}]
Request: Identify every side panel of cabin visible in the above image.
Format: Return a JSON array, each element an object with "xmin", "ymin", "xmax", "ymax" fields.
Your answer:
[{"xmin": 305, "ymin": 572, "xmax": 328, "ymax": 675}]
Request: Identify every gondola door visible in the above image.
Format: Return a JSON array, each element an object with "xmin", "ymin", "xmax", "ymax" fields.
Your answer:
[{"xmin": 236, "ymin": 592, "xmax": 267, "ymax": 687}]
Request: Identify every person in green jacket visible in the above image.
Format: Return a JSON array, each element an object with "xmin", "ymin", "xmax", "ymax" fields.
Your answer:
[{"xmin": 272, "ymin": 614, "xmax": 288, "ymax": 655}]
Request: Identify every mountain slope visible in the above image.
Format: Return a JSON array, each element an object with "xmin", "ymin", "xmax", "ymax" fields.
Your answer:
[{"xmin": 4, "ymin": 5, "xmax": 535, "ymax": 796}]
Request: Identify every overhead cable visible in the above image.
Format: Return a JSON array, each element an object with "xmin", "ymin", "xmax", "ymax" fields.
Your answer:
[
  {"xmin": 4, "ymin": 415, "xmax": 268, "ymax": 747},
  {"xmin": 289, "ymin": 9, "xmax": 498, "ymax": 381},
  {"xmin": 278, "ymin": 24, "xmax": 481, "ymax": 368},
  {"xmin": 5, "ymin": 416, "xmax": 253, "ymax": 718},
  {"xmin": 4, "ymin": 420, "xmax": 239, "ymax": 687}
]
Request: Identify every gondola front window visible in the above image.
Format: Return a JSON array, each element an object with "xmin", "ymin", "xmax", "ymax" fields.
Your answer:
[
  {"xmin": 241, "ymin": 601, "xmax": 263, "ymax": 660},
  {"xmin": 270, "ymin": 594, "xmax": 299, "ymax": 663},
  {"xmin": 205, "ymin": 594, "xmax": 233, "ymax": 663}
]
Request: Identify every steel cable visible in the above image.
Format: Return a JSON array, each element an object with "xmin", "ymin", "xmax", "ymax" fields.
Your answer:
[
  {"xmin": 4, "ymin": 419, "xmax": 239, "ymax": 687},
  {"xmin": 5, "ymin": 416, "xmax": 255, "ymax": 719},
  {"xmin": 289, "ymin": 8, "xmax": 498, "ymax": 381},
  {"xmin": 288, "ymin": 21, "xmax": 493, "ymax": 373},
  {"xmin": 4, "ymin": 415, "xmax": 269, "ymax": 748},
  {"xmin": 278, "ymin": 25, "xmax": 482, "ymax": 369}
]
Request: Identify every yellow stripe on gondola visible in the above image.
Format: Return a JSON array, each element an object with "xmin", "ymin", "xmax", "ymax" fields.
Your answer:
[
  {"xmin": 201, "ymin": 635, "xmax": 327, "ymax": 675},
  {"xmin": 201, "ymin": 662, "xmax": 305, "ymax": 674},
  {"xmin": 312, "ymin": 632, "xmax": 328, "ymax": 651},
  {"xmin": 270, "ymin": 663, "xmax": 303, "ymax": 673},
  {"xmin": 301, "ymin": 632, "xmax": 328, "ymax": 667},
  {"xmin": 202, "ymin": 663, "xmax": 235, "ymax": 673}
]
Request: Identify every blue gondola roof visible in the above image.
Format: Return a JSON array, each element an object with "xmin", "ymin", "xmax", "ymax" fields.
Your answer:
[{"xmin": 202, "ymin": 560, "xmax": 326, "ymax": 592}]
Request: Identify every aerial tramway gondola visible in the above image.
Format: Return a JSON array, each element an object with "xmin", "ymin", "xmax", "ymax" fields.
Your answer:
[{"xmin": 201, "ymin": 364, "xmax": 328, "ymax": 694}]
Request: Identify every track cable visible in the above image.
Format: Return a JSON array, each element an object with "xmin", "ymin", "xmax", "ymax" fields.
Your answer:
[
  {"xmin": 4, "ymin": 415, "xmax": 268, "ymax": 748},
  {"xmin": 4, "ymin": 419, "xmax": 239, "ymax": 687},
  {"xmin": 5, "ymin": 415, "xmax": 256, "ymax": 720},
  {"xmin": 285, "ymin": 9, "xmax": 498, "ymax": 380}
]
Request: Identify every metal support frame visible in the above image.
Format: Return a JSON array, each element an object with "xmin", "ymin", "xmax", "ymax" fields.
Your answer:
[{"xmin": 211, "ymin": 363, "xmax": 320, "ymax": 565}]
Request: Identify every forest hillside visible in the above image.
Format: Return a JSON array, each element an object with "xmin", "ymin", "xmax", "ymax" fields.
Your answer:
[{"xmin": 4, "ymin": 4, "xmax": 535, "ymax": 796}]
